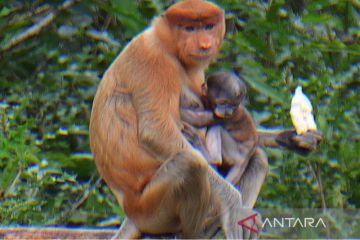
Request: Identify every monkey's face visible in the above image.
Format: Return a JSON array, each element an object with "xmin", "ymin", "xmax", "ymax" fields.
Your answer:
[
  {"xmin": 207, "ymin": 72, "xmax": 246, "ymax": 119},
  {"xmin": 210, "ymin": 96, "xmax": 241, "ymax": 119},
  {"xmin": 178, "ymin": 23, "xmax": 222, "ymax": 65},
  {"xmin": 175, "ymin": 22, "xmax": 224, "ymax": 66},
  {"xmin": 164, "ymin": 0, "xmax": 225, "ymax": 67},
  {"xmin": 208, "ymin": 85, "xmax": 243, "ymax": 119}
]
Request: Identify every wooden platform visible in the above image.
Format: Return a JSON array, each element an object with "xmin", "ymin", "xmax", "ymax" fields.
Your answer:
[{"xmin": 0, "ymin": 227, "xmax": 117, "ymax": 239}]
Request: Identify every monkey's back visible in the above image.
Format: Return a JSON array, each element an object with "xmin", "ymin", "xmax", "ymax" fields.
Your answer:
[{"xmin": 89, "ymin": 27, "xmax": 187, "ymax": 219}]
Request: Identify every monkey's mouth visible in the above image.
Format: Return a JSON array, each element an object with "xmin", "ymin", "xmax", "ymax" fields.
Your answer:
[
  {"xmin": 214, "ymin": 106, "xmax": 234, "ymax": 119},
  {"xmin": 190, "ymin": 54, "xmax": 212, "ymax": 62}
]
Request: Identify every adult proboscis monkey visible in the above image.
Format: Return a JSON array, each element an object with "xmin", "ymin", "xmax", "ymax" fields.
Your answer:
[{"xmin": 90, "ymin": 0, "xmax": 256, "ymax": 238}]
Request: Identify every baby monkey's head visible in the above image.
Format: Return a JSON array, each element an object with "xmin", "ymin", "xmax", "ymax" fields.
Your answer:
[{"xmin": 206, "ymin": 71, "xmax": 247, "ymax": 118}]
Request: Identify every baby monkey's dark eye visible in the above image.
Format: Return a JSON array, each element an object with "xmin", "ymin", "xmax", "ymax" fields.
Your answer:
[
  {"xmin": 185, "ymin": 26, "xmax": 195, "ymax": 32},
  {"xmin": 205, "ymin": 24, "xmax": 214, "ymax": 30}
]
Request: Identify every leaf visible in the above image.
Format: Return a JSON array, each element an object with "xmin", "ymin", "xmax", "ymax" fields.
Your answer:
[{"xmin": 0, "ymin": 7, "xmax": 11, "ymax": 17}]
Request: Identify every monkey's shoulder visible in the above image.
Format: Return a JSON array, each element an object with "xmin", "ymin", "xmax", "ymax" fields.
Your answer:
[{"xmin": 109, "ymin": 31, "xmax": 184, "ymax": 93}]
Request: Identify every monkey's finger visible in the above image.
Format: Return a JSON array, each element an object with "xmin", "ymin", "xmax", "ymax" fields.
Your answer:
[
  {"xmin": 246, "ymin": 212, "xmax": 262, "ymax": 239},
  {"xmin": 243, "ymin": 227, "xmax": 251, "ymax": 239},
  {"xmin": 202, "ymin": 220, "xmax": 220, "ymax": 239},
  {"xmin": 307, "ymin": 130, "xmax": 323, "ymax": 140},
  {"xmin": 250, "ymin": 230, "xmax": 259, "ymax": 239},
  {"xmin": 181, "ymin": 129, "xmax": 196, "ymax": 142},
  {"xmin": 235, "ymin": 226, "xmax": 244, "ymax": 240},
  {"xmin": 253, "ymin": 214, "xmax": 263, "ymax": 239},
  {"xmin": 293, "ymin": 135, "xmax": 318, "ymax": 150},
  {"xmin": 182, "ymin": 125, "xmax": 198, "ymax": 139}
]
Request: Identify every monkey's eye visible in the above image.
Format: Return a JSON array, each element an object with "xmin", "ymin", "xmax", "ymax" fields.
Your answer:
[
  {"xmin": 205, "ymin": 24, "xmax": 214, "ymax": 30},
  {"xmin": 184, "ymin": 26, "xmax": 195, "ymax": 32}
]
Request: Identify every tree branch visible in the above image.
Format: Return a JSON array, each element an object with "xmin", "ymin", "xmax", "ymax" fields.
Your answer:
[
  {"xmin": 0, "ymin": 227, "xmax": 116, "ymax": 239},
  {"xmin": 0, "ymin": 0, "xmax": 79, "ymax": 54}
]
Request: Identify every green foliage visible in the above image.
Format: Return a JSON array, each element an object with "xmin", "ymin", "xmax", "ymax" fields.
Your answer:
[
  {"xmin": 0, "ymin": 0, "xmax": 359, "ymax": 229},
  {"xmin": 218, "ymin": 0, "xmax": 360, "ymax": 210}
]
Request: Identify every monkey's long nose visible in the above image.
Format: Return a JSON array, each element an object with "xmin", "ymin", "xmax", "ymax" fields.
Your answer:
[{"xmin": 199, "ymin": 42, "xmax": 212, "ymax": 52}]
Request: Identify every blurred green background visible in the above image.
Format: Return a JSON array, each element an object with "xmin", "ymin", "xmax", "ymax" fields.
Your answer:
[{"xmin": 0, "ymin": 0, "xmax": 359, "ymax": 230}]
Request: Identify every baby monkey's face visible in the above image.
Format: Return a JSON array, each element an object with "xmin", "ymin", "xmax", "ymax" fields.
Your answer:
[{"xmin": 206, "ymin": 72, "xmax": 247, "ymax": 119}]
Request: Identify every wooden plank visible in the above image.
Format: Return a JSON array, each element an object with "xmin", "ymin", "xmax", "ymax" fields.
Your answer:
[{"xmin": 0, "ymin": 227, "xmax": 117, "ymax": 239}]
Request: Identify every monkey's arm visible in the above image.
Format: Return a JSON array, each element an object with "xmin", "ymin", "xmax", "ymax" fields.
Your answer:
[
  {"xmin": 182, "ymin": 122, "xmax": 211, "ymax": 160},
  {"xmin": 258, "ymin": 129, "xmax": 322, "ymax": 155},
  {"xmin": 138, "ymin": 108, "xmax": 190, "ymax": 160},
  {"xmin": 180, "ymin": 108, "xmax": 217, "ymax": 127},
  {"xmin": 133, "ymin": 79, "xmax": 192, "ymax": 160}
]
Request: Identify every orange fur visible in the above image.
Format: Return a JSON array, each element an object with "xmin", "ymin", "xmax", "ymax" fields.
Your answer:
[{"xmin": 90, "ymin": 0, "xmax": 226, "ymax": 237}]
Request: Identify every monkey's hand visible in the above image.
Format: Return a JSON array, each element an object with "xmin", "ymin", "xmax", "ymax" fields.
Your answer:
[
  {"xmin": 182, "ymin": 123, "xmax": 199, "ymax": 145},
  {"xmin": 181, "ymin": 108, "xmax": 221, "ymax": 127},
  {"xmin": 182, "ymin": 123, "xmax": 211, "ymax": 160},
  {"xmin": 203, "ymin": 208, "xmax": 262, "ymax": 239},
  {"xmin": 276, "ymin": 129, "xmax": 322, "ymax": 155}
]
